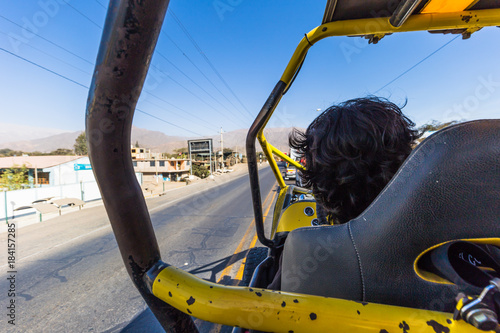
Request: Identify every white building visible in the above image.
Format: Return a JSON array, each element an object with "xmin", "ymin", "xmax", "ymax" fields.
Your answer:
[{"xmin": 0, "ymin": 155, "xmax": 95, "ymax": 187}]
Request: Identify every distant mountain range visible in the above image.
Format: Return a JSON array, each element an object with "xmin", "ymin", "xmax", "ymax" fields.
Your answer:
[
  {"xmin": 0, "ymin": 122, "xmax": 69, "ymax": 145},
  {"xmin": 0, "ymin": 125, "xmax": 302, "ymax": 154}
]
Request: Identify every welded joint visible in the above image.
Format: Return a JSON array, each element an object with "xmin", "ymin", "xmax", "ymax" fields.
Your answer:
[
  {"xmin": 144, "ymin": 261, "xmax": 171, "ymax": 294},
  {"xmin": 462, "ymin": 26, "xmax": 482, "ymax": 39}
]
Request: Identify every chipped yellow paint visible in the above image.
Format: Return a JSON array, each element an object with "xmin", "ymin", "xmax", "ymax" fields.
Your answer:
[
  {"xmin": 421, "ymin": 0, "xmax": 479, "ymax": 13},
  {"xmin": 153, "ymin": 265, "xmax": 477, "ymax": 332},
  {"xmin": 281, "ymin": 9, "xmax": 500, "ymax": 85}
]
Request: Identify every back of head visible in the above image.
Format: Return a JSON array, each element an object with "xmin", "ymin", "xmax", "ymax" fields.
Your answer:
[{"xmin": 290, "ymin": 96, "xmax": 419, "ymax": 223}]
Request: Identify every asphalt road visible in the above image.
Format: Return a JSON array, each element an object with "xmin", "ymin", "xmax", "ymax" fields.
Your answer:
[{"xmin": 0, "ymin": 164, "xmax": 278, "ymax": 333}]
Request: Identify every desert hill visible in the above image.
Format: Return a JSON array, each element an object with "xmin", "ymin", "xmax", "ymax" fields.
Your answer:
[{"xmin": 1, "ymin": 126, "xmax": 303, "ymax": 154}]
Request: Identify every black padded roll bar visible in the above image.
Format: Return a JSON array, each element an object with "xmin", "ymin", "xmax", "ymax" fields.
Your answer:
[
  {"xmin": 246, "ymin": 81, "xmax": 287, "ymax": 248},
  {"xmin": 85, "ymin": 0, "xmax": 197, "ymax": 331}
]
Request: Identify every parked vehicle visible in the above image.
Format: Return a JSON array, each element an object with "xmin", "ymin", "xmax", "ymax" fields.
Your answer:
[{"xmin": 283, "ymin": 164, "xmax": 296, "ymax": 180}]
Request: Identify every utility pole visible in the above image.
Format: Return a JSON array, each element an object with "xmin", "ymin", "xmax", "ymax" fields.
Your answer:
[
  {"xmin": 4, "ymin": 189, "xmax": 8, "ymax": 224},
  {"xmin": 220, "ymin": 127, "xmax": 224, "ymax": 169},
  {"xmin": 189, "ymin": 142, "xmax": 193, "ymax": 176}
]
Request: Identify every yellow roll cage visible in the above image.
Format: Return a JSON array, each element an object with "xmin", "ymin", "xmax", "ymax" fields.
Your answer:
[{"xmin": 261, "ymin": 7, "xmax": 500, "ymax": 190}]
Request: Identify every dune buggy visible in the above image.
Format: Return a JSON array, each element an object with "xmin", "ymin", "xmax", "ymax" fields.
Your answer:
[{"xmin": 86, "ymin": 0, "xmax": 500, "ymax": 332}]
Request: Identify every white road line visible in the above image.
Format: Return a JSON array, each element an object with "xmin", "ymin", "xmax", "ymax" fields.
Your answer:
[{"xmin": 0, "ymin": 225, "xmax": 111, "ymax": 269}]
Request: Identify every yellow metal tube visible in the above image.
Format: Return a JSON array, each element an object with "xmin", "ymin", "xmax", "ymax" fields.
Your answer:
[
  {"xmin": 257, "ymin": 130, "xmax": 287, "ymax": 189},
  {"xmin": 257, "ymin": 132, "xmax": 305, "ymax": 190},
  {"xmin": 269, "ymin": 143, "xmax": 305, "ymax": 171},
  {"xmin": 280, "ymin": 9, "xmax": 500, "ymax": 85},
  {"xmin": 153, "ymin": 265, "xmax": 476, "ymax": 332}
]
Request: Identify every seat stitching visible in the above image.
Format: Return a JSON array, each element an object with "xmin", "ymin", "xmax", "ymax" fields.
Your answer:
[
  {"xmin": 348, "ymin": 222, "xmax": 365, "ymax": 301},
  {"xmin": 359, "ymin": 120, "xmax": 493, "ymax": 215}
]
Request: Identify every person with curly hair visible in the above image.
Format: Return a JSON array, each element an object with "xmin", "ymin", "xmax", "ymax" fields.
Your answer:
[
  {"xmin": 289, "ymin": 96, "xmax": 420, "ymax": 224},
  {"xmin": 267, "ymin": 97, "xmax": 419, "ymax": 290}
]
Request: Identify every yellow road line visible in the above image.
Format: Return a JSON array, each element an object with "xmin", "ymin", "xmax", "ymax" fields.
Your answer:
[
  {"xmin": 217, "ymin": 187, "xmax": 276, "ymax": 282},
  {"xmin": 234, "ymin": 190, "xmax": 277, "ymax": 281},
  {"xmin": 210, "ymin": 187, "xmax": 277, "ymax": 332}
]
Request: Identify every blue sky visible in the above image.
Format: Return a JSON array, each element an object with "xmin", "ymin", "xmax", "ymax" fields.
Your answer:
[{"xmin": 0, "ymin": 0, "xmax": 499, "ymax": 139}]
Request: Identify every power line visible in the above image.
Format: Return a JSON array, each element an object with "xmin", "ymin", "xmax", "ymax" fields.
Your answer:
[
  {"xmin": 135, "ymin": 109, "xmax": 203, "ymax": 136},
  {"xmin": 0, "ymin": 14, "xmax": 94, "ymax": 66},
  {"xmin": 0, "ymin": 46, "xmax": 204, "ymax": 137},
  {"xmin": 67, "ymin": 4, "xmax": 248, "ymax": 129},
  {"xmin": 80, "ymin": 4, "xmax": 249, "ymax": 128},
  {"xmin": 374, "ymin": 35, "xmax": 460, "ymax": 94},
  {"xmin": 61, "ymin": 0, "xmax": 103, "ymax": 29},
  {"xmin": 0, "ymin": 16, "xmax": 219, "ymax": 134},
  {"xmin": 0, "ymin": 30, "xmax": 91, "ymax": 75},
  {"xmin": 141, "ymin": 90, "xmax": 220, "ymax": 131},
  {"xmin": 150, "ymin": 63, "xmax": 247, "ymax": 128},
  {"xmin": 0, "ymin": 47, "xmax": 89, "ymax": 89},
  {"xmin": 162, "ymin": 32, "xmax": 252, "ymax": 123},
  {"xmin": 155, "ymin": 48, "xmax": 251, "ymax": 127},
  {"xmin": 169, "ymin": 11, "xmax": 254, "ymax": 119},
  {"xmin": 93, "ymin": 0, "xmax": 107, "ymax": 10}
]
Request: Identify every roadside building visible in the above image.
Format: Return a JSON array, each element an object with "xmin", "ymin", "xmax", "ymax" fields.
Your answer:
[
  {"xmin": 131, "ymin": 147, "xmax": 149, "ymax": 160},
  {"xmin": 0, "ymin": 155, "xmax": 94, "ymax": 187},
  {"xmin": 131, "ymin": 147, "xmax": 191, "ymax": 182}
]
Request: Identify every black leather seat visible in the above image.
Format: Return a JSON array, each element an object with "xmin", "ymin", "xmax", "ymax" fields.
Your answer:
[{"xmin": 280, "ymin": 119, "xmax": 500, "ymax": 312}]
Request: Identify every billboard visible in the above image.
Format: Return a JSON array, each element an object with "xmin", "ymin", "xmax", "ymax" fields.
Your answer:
[
  {"xmin": 188, "ymin": 139, "xmax": 213, "ymax": 154},
  {"xmin": 187, "ymin": 139, "xmax": 213, "ymax": 175}
]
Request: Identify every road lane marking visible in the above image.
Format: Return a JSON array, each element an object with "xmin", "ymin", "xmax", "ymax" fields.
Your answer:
[
  {"xmin": 207, "ymin": 189, "xmax": 276, "ymax": 332},
  {"xmin": 234, "ymin": 191, "xmax": 276, "ymax": 281},
  {"xmin": 218, "ymin": 187, "xmax": 277, "ymax": 283},
  {"xmin": 0, "ymin": 224, "xmax": 111, "ymax": 269}
]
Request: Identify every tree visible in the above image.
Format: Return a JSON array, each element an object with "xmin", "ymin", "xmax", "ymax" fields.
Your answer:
[
  {"xmin": 416, "ymin": 120, "xmax": 461, "ymax": 144},
  {"xmin": 50, "ymin": 148, "xmax": 73, "ymax": 155},
  {"xmin": 223, "ymin": 148, "xmax": 233, "ymax": 158},
  {"xmin": 74, "ymin": 132, "xmax": 88, "ymax": 155},
  {"xmin": 0, "ymin": 164, "xmax": 29, "ymax": 190},
  {"xmin": 192, "ymin": 164, "xmax": 210, "ymax": 179},
  {"xmin": 417, "ymin": 120, "xmax": 459, "ymax": 134},
  {"xmin": 0, "ymin": 149, "xmax": 24, "ymax": 157},
  {"xmin": 0, "ymin": 148, "xmax": 13, "ymax": 157},
  {"xmin": 174, "ymin": 147, "xmax": 188, "ymax": 153},
  {"xmin": 135, "ymin": 141, "xmax": 140, "ymax": 148}
]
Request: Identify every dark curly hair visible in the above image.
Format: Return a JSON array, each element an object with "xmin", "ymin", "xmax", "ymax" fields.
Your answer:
[{"xmin": 289, "ymin": 96, "xmax": 420, "ymax": 224}]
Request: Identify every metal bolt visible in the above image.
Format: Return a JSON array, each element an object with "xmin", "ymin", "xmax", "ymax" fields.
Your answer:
[{"xmin": 467, "ymin": 308, "xmax": 498, "ymax": 331}]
